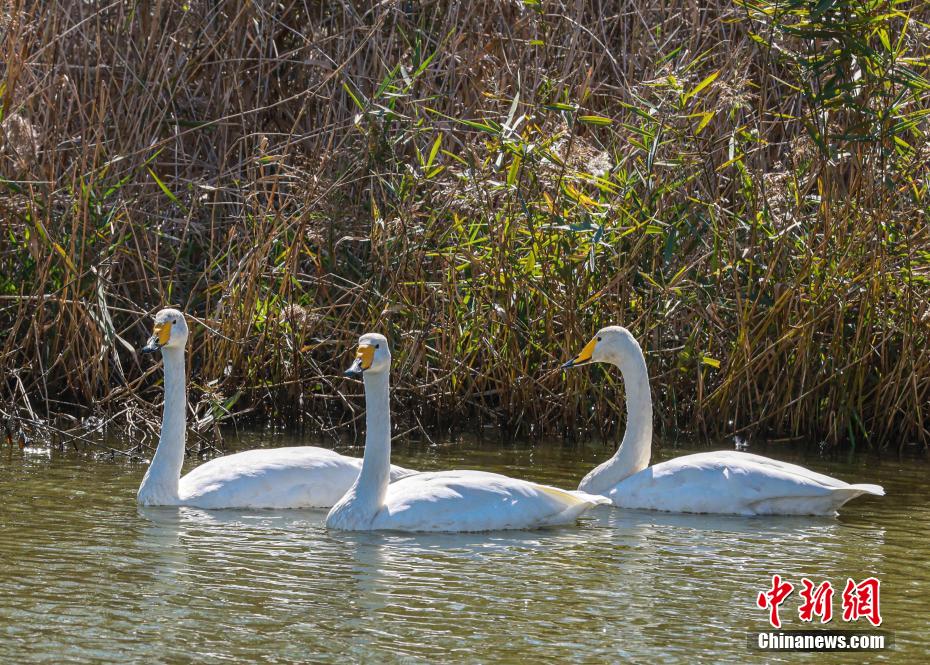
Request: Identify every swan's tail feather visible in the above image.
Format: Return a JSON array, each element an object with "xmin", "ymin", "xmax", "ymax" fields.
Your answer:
[
  {"xmin": 570, "ymin": 490, "xmax": 613, "ymax": 506},
  {"xmin": 748, "ymin": 483, "xmax": 884, "ymax": 516},
  {"xmin": 537, "ymin": 484, "xmax": 610, "ymax": 507},
  {"xmin": 530, "ymin": 485, "xmax": 610, "ymax": 526},
  {"xmin": 548, "ymin": 492, "xmax": 610, "ymax": 525},
  {"xmin": 820, "ymin": 483, "xmax": 885, "ymax": 515},
  {"xmin": 848, "ymin": 483, "xmax": 884, "ymax": 497}
]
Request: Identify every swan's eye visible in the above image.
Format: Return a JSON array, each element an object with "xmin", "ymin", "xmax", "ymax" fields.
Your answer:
[
  {"xmin": 375, "ymin": 344, "xmax": 380, "ymax": 349},
  {"xmin": 597, "ymin": 336, "xmax": 602, "ymax": 342}
]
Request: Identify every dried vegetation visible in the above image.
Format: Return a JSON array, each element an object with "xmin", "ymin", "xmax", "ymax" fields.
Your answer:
[{"xmin": 1, "ymin": 1, "xmax": 929, "ymax": 452}]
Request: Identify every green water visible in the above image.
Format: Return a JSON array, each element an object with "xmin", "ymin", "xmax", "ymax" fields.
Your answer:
[{"xmin": 1, "ymin": 434, "xmax": 927, "ymax": 663}]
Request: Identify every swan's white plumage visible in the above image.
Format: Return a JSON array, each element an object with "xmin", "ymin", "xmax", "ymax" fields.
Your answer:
[
  {"xmin": 330, "ymin": 469, "xmax": 608, "ymax": 532},
  {"xmin": 567, "ymin": 326, "xmax": 884, "ymax": 516},
  {"xmin": 171, "ymin": 447, "xmax": 414, "ymax": 509},
  {"xmin": 137, "ymin": 309, "xmax": 414, "ymax": 510},
  {"xmin": 607, "ymin": 450, "xmax": 883, "ymax": 516},
  {"xmin": 326, "ymin": 333, "xmax": 607, "ymax": 532}
]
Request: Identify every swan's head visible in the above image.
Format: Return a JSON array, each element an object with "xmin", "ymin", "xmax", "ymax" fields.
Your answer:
[
  {"xmin": 563, "ymin": 325, "xmax": 642, "ymax": 369},
  {"xmin": 141, "ymin": 308, "xmax": 189, "ymax": 354},
  {"xmin": 345, "ymin": 333, "xmax": 391, "ymax": 378}
]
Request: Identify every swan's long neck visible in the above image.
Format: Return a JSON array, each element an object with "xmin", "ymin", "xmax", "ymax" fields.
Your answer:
[
  {"xmin": 330, "ymin": 370, "xmax": 392, "ymax": 525},
  {"xmin": 137, "ymin": 347, "xmax": 186, "ymax": 504},
  {"xmin": 579, "ymin": 346, "xmax": 653, "ymax": 495}
]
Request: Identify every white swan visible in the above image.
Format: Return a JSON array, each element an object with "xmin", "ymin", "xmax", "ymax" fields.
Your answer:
[
  {"xmin": 136, "ymin": 309, "xmax": 415, "ymax": 509},
  {"xmin": 326, "ymin": 333, "xmax": 609, "ymax": 532},
  {"xmin": 563, "ymin": 326, "xmax": 884, "ymax": 516}
]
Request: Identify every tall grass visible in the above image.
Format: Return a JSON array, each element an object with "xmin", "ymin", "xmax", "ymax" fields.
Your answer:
[{"xmin": 1, "ymin": 1, "xmax": 928, "ymax": 451}]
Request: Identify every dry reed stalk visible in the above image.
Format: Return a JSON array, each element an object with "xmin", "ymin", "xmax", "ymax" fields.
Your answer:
[{"xmin": 0, "ymin": 1, "xmax": 927, "ymax": 451}]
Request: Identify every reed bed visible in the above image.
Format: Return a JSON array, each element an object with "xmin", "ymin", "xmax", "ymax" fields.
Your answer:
[{"xmin": 1, "ymin": 0, "xmax": 929, "ymax": 451}]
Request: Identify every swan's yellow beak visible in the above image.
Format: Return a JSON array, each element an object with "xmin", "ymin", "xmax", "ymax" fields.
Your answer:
[
  {"xmin": 562, "ymin": 336, "xmax": 597, "ymax": 368},
  {"xmin": 345, "ymin": 344, "xmax": 375, "ymax": 377},
  {"xmin": 142, "ymin": 321, "xmax": 173, "ymax": 353}
]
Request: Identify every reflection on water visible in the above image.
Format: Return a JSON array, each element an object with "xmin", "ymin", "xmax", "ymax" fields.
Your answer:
[{"xmin": 1, "ymin": 434, "xmax": 927, "ymax": 663}]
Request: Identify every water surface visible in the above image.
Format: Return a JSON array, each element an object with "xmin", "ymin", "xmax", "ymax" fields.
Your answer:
[{"xmin": 1, "ymin": 434, "xmax": 927, "ymax": 663}]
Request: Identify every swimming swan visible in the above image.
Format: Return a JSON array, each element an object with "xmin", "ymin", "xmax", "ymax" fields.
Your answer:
[
  {"xmin": 563, "ymin": 326, "xmax": 884, "ymax": 516},
  {"xmin": 326, "ymin": 333, "xmax": 609, "ymax": 532},
  {"xmin": 136, "ymin": 309, "xmax": 415, "ymax": 508}
]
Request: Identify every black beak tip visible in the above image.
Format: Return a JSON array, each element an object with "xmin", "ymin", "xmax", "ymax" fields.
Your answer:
[
  {"xmin": 344, "ymin": 368, "xmax": 363, "ymax": 378},
  {"xmin": 141, "ymin": 335, "xmax": 163, "ymax": 354},
  {"xmin": 561, "ymin": 359, "xmax": 576, "ymax": 369}
]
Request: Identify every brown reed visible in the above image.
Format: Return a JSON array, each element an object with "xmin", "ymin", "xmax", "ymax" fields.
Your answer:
[{"xmin": 1, "ymin": 1, "xmax": 928, "ymax": 451}]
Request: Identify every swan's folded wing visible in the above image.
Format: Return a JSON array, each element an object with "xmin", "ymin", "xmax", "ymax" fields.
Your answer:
[
  {"xmin": 696, "ymin": 451, "xmax": 853, "ymax": 489},
  {"xmin": 178, "ymin": 446, "xmax": 364, "ymax": 509},
  {"xmin": 610, "ymin": 452, "xmax": 881, "ymax": 515},
  {"xmin": 374, "ymin": 470, "xmax": 602, "ymax": 532}
]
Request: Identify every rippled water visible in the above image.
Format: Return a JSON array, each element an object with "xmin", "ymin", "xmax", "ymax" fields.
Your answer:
[{"xmin": 1, "ymin": 434, "xmax": 927, "ymax": 663}]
